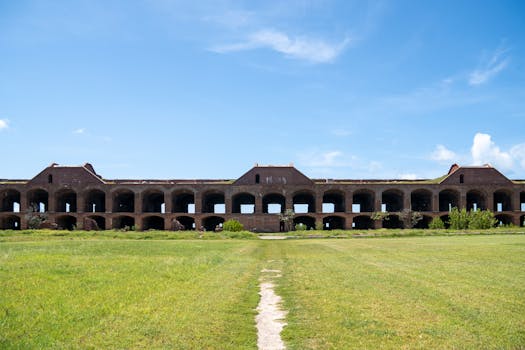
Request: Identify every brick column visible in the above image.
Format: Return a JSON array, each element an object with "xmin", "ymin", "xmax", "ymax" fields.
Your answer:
[
  {"xmin": 77, "ymin": 192, "xmax": 84, "ymax": 213},
  {"xmin": 346, "ymin": 191, "xmax": 353, "ymax": 213},
  {"xmin": 513, "ymin": 192, "xmax": 521, "ymax": 211},
  {"xmin": 315, "ymin": 193, "xmax": 323, "ymax": 214},
  {"xmin": 105, "ymin": 192, "xmax": 112, "ymax": 213},
  {"xmin": 431, "ymin": 193, "xmax": 439, "ymax": 212},
  {"xmin": 375, "ymin": 192, "xmax": 382, "ymax": 212},
  {"xmin": 134, "ymin": 192, "xmax": 142, "ymax": 214},
  {"xmin": 255, "ymin": 194, "xmax": 263, "ymax": 214},
  {"xmin": 47, "ymin": 190, "xmax": 55, "ymax": 213},
  {"xmin": 459, "ymin": 191, "xmax": 466, "ymax": 210},
  {"xmin": 403, "ymin": 192, "xmax": 411, "ymax": 211},
  {"xmin": 486, "ymin": 192, "xmax": 494, "ymax": 211},
  {"xmin": 164, "ymin": 191, "xmax": 172, "ymax": 214},
  {"xmin": 194, "ymin": 191, "xmax": 202, "ymax": 214}
]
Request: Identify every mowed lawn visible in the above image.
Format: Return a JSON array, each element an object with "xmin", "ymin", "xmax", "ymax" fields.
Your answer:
[{"xmin": 1, "ymin": 235, "xmax": 524, "ymax": 349}]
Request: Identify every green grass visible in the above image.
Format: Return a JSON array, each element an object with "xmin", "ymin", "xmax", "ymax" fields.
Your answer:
[{"xmin": 1, "ymin": 235, "xmax": 524, "ymax": 349}]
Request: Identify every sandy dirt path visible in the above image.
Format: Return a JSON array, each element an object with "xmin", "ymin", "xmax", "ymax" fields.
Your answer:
[{"xmin": 256, "ymin": 269, "xmax": 287, "ymax": 350}]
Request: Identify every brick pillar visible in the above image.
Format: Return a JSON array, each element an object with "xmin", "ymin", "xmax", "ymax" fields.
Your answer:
[
  {"xmin": 513, "ymin": 192, "xmax": 521, "ymax": 211},
  {"xmin": 105, "ymin": 192, "xmax": 112, "ymax": 213},
  {"xmin": 164, "ymin": 192, "xmax": 172, "ymax": 214},
  {"xmin": 255, "ymin": 194, "xmax": 263, "ymax": 214},
  {"xmin": 20, "ymin": 191, "xmax": 28, "ymax": 213},
  {"xmin": 431, "ymin": 193, "xmax": 439, "ymax": 212},
  {"xmin": 403, "ymin": 192, "xmax": 411, "ymax": 211},
  {"xmin": 225, "ymin": 196, "xmax": 232, "ymax": 214},
  {"xmin": 285, "ymin": 194, "xmax": 293, "ymax": 211},
  {"xmin": 194, "ymin": 217, "xmax": 202, "ymax": 231},
  {"xmin": 486, "ymin": 192, "xmax": 494, "ymax": 211},
  {"xmin": 375, "ymin": 192, "xmax": 382, "ymax": 212},
  {"xmin": 48, "ymin": 190, "xmax": 55, "ymax": 213},
  {"xmin": 346, "ymin": 191, "xmax": 353, "ymax": 213},
  {"xmin": 194, "ymin": 192, "xmax": 202, "ymax": 214},
  {"xmin": 77, "ymin": 193, "xmax": 84, "ymax": 213},
  {"xmin": 134, "ymin": 192, "xmax": 141, "ymax": 214},
  {"xmin": 315, "ymin": 192, "xmax": 323, "ymax": 214},
  {"xmin": 459, "ymin": 192, "xmax": 466, "ymax": 210}
]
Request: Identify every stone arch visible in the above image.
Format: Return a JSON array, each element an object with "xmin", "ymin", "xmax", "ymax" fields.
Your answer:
[
  {"xmin": 112, "ymin": 189, "xmax": 135, "ymax": 213},
  {"xmin": 143, "ymin": 215, "xmax": 165, "ymax": 230},
  {"xmin": 322, "ymin": 190, "xmax": 345, "ymax": 213},
  {"xmin": 175, "ymin": 216, "xmax": 195, "ymax": 230},
  {"xmin": 293, "ymin": 215, "xmax": 315, "ymax": 230},
  {"xmin": 0, "ymin": 215, "xmax": 21, "ymax": 230},
  {"xmin": 232, "ymin": 192, "xmax": 256, "ymax": 214},
  {"xmin": 292, "ymin": 190, "xmax": 315, "ymax": 213},
  {"xmin": 439, "ymin": 189, "xmax": 459, "ymax": 212},
  {"xmin": 262, "ymin": 193, "xmax": 285, "ymax": 214},
  {"xmin": 382, "ymin": 189, "xmax": 404, "ymax": 212},
  {"xmin": 86, "ymin": 215, "xmax": 105, "ymax": 230},
  {"xmin": 467, "ymin": 189, "xmax": 486, "ymax": 211},
  {"xmin": 493, "ymin": 189, "xmax": 512, "ymax": 212},
  {"xmin": 55, "ymin": 188, "xmax": 77, "ymax": 213},
  {"xmin": 352, "ymin": 190, "xmax": 374, "ymax": 212},
  {"xmin": 113, "ymin": 215, "xmax": 135, "ymax": 230},
  {"xmin": 142, "ymin": 190, "xmax": 165, "ymax": 213},
  {"xmin": 56, "ymin": 215, "xmax": 77, "ymax": 230},
  {"xmin": 202, "ymin": 191, "xmax": 225, "ymax": 214},
  {"xmin": 27, "ymin": 188, "xmax": 49, "ymax": 212},
  {"xmin": 414, "ymin": 215, "xmax": 432, "ymax": 229},
  {"xmin": 84, "ymin": 189, "xmax": 105, "ymax": 213},
  {"xmin": 495, "ymin": 214, "xmax": 513, "ymax": 227},
  {"xmin": 172, "ymin": 190, "xmax": 195, "ymax": 213},
  {"xmin": 202, "ymin": 216, "xmax": 224, "ymax": 231},
  {"xmin": 323, "ymin": 215, "xmax": 345, "ymax": 230},
  {"xmin": 1, "ymin": 189, "xmax": 21, "ymax": 212},
  {"xmin": 383, "ymin": 214, "xmax": 403, "ymax": 229},
  {"xmin": 353, "ymin": 215, "xmax": 373, "ymax": 229},
  {"xmin": 411, "ymin": 189, "xmax": 432, "ymax": 212}
]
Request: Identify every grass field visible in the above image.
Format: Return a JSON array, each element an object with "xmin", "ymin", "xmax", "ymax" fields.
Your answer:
[{"xmin": 1, "ymin": 233, "xmax": 524, "ymax": 349}]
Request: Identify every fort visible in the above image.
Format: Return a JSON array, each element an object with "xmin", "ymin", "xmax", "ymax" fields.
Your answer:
[{"xmin": 1, "ymin": 162, "xmax": 524, "ymax": 231}]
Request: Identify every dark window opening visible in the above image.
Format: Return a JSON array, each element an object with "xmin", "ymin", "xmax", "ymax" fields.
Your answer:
[
  {"xmin": 459, "ymin": 174, "xmax": 464, "ymax": 184},
  {"xmin": 255, "ymin": 174, "xmax": 260, "ymax": 184},
  {"xmin": 48, "ymin": 174, "xmax": 53, "ymax": 184}
]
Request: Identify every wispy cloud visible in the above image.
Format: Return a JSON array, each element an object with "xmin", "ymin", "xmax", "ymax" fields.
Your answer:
[
  {"xmin": 399, "ymin": 173, "xmax": 418, "ymax": 180},
  {"xmin": 0, "ymin": 119, "xmax": 8, "ymax": 131},
  {"xmin": 468, "ymin": 45, "xmax": 510, "ymax": 86},
  {"xmin": 73, "ymin": 128, "xmax": 85, "ymax": 134},
  {"xmin": 430, "ymin": 144, "xmax": 457, "ymax": 162},
  {"xmin": 299, "ymin": 150, "xmax": 350, "ymax": 167},
  {"xmin": 212, "ymin": 29, "xmax": 351, "ymax": 63}
]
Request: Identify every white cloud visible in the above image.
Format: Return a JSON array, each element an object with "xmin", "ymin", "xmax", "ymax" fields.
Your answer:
[
  {"xmin": 300, "ymin": 150, "xmax": 345, "ymax": 167},
  {"xmin": 0, "ymin": 119, "xmax": 8, "ymax": 130},
  {"xmin": 399, "ymin": 173, "xmax": 418, "ymax": 180},
  {"xmin": 468, "ymin": 46, "xmax": 509, "ymax": 86},
  {"xmin": 212, "ymin": 29, "xmax": 351, "ymax": 63},
  {"xmin": 510, "ymin": 144, "xmax": 525, "ymax": 169},
  {"xmin": 73, "ymin": 128, "xmax": 85, "ymax": 134},
  {"xmin": 431, "ymin": 144, "xmax": 456, "ymax": 162},
  {"xmin": 471, "ymin": 133, "xmax": 513, "ymax": 169}
]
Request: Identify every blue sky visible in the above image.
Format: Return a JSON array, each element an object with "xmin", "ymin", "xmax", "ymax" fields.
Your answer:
[{"xmin": 1, "ymin": 0, "xmax": 525, "ymax": 180}]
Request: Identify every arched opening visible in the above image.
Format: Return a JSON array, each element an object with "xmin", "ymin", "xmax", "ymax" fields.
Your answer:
[
  {"xmin": 85, "ymin": 189, "xmax": 105, "ymax": 213},
  {"xmin": 353, "ymin": 215, "xmax": 373, "ymax": 229},
  {"xmin": 440, "ymin": 214, "xmax": 451, "ymax": 229},
  {"xmin": 202, "ymin": 216, "xmax": 224, "ymax": 231},
  {"xmin": 142, "ymin": 190, "xmax": 165, "ymax": 213},
  {"xmin": 27, "ymin": 189, "xmax": 49, "ymax": 212},
  {"xmin": 352, "ymin": 190, "xmax": 374, "ymax": 212},
  {"xmin": 1, "ymin": 190, "xmax": 21, "ymax": 212},
  {"xmin": 293, "ymin": 191, "xmax": 315, "ymax": 214},
  {"xmin": 263, "ymin": 193, "xmax": 285, "ymax": 214},
  {"xmin": 521, "ymin": 215, "xmax": 525, "ymax": 227},
  {"xmin": 414, "ymin": 215, "xmax": 432, "ymax": 229},
  {"xmin": 322, "ymin": 190, "xmax": 345, "ymax": 213},
  {"xmin": 439, "ymin": 189, "xmax": 459, "ymax": 212},
  {"xmin": 202, "ymin": 191, "xmax": 225, "ymax": 214},
  {"xmin": 56, "ymin": 189, "xmax": 77, "ymax": 213},
  {"xmin": 172, "ymin": 191, "xmax": 195, "ymax": 213},
  {"xmin": 495, "ymin": 214, "xmax": 512, "ymax": 227},
  {"xmin": 143, "ymin": 215, "xmax": 165, "ymax": 230},
  {"xmin": 86, "ymin": 215, "xmax": 105, "ymax": 230},
  {"xmin": 0, "ymin": 215, "xmax": 21, "ymax": 230},
  {"xmin": 113, "ymin": 215, "xmax": 135, "ymax": 230},
  {"xmin": 382, "ymin": 189, "xmax": 404, "ymax": 212},
  {"xmin": 175, "ymin": 216, "xmax": 195, "ymax": 230},
  {"xmin": 323, "ymin": 216, "xmax": 345, "ymax": 230},
  {"xmin": 467, "ymin": 190, "xmax": 486, "ymax": 211},
  {"xmin": 113, "ymin": 189, "xmax": 135, "ymax": 213},
  {"xmin": 56, "ymin": 215, "xmax": 77, "ymax": 230},
  {"xmin": 493, "ymin": 190, "xmax": 512, "ymax": 212},
  {"xmin": 383, "ymin": 215, "xmax": 403, "ymax": 229},
  {"xmin": 411, "ymin": 189, "xmax": 432, "ymax": 212},
  {"xmin": 293, "ymin": 215, "xmax": 315, "ymax": 230},
  {"xmin": 232, "ymin": 193, "xmax": 256, "ymax": 214}
]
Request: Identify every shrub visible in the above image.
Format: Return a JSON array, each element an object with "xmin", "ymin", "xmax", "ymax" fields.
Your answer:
[
  {"xmin": 468, "ymin": 209, "xmax": 497, "ymax": 229},
  {"xmin": 448, "ymin": 207, "xmax": 469, "ymax": 230},
  {"xmin": 429, "ymin": 217, "xmax": 445, "ymax": 229},
  {"xmin": 295, "ymin": 223, "xmax": 307, "ymax": 231},
  {"xmin": 223, "ymin": 219, "xmax": 244, "ymax": 232}
]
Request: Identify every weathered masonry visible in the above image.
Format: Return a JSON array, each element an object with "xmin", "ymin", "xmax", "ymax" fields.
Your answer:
[{"xmin": 1, "ymin": 163, "xmax": 525, "ymax": 231}]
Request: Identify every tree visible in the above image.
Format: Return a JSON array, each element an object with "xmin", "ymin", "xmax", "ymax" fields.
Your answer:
[
  {"xmin": 278, "ymin": 209, "xmax": 295, "ymax": 232},
  {"xmin": 25, "ymin": 204, "xmax": 47, "ymax": 229},
  {"xmin": 399, "ymin": 208, "xmax": 422, "ymax": 229},
  {"xmin": 429, "ymin": 217, "xmax": 445, "ymax": 229}
]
